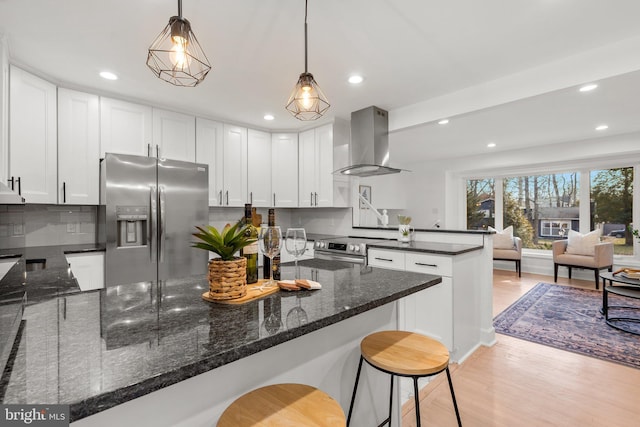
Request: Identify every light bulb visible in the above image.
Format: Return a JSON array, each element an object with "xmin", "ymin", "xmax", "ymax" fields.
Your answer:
[
  {"xmin": 169, "ymin": 39, "xmax": 190, "ymax": 69},
  {"xmin": 300, "ymin": 88, "xmax": 313, "ymax": 109}
]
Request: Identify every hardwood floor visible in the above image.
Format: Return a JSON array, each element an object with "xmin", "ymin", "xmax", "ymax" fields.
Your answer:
[{"xmin": 401, "ymin": 269, "xmax": 640, "ymax": 427}]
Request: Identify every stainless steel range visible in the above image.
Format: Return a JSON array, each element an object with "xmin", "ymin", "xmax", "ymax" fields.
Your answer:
[{"xmin": 314, "ymin": 236, "xmax": 388, "ymax": 264}]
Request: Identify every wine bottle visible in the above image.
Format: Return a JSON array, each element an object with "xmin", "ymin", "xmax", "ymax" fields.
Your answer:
[
  {"xmin": 241, "ymin": 203, "xmax": 258, "ymax": 284},
  {"xmin": 267, "ymin": 209, "xmax": 281, "ymax": 280}
]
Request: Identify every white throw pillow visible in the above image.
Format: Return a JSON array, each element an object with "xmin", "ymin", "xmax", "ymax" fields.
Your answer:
[
  {"xmin": 566, "ymin": 229, "xmax": 601, "ymax": 256},
  {"xmin": 489, "ymin": 225, "xmax": 515, "ymax": 249}
]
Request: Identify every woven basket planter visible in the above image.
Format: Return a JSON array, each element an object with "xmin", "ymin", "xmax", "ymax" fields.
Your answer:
[{"xmin": 207, "ymin": 257, "xmax": 247, "ymax": 300}]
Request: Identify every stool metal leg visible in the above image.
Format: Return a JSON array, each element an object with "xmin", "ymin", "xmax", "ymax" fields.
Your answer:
[
  {"xmin": 347, "ymin": 356, "xmax": 364, "ymax": 427},
  {"xmin": 446, "ymin": 367, "xmax": 462, "ymax": 427},
  {"xmin": 382, "ymin": 374, "xmax": 394, "ymax": 427},
  {"xmin": 413, "ymin": 377, "xmax": 422, "ymax": 427}
]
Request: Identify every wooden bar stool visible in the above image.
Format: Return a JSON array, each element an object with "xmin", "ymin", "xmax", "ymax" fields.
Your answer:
[
  {"xmin": 347, "ymin": 331, "xmax": 461, "ymax": 427},
  {"xmin": 218, "ymin": 383, "xmax": 346, "ymax": 427}
]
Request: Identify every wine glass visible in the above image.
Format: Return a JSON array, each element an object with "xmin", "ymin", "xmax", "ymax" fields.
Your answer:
[
  {"xmin": 285, "ymin": 228, "xmax": 307, "ymax": 279},
  {"xmin": 259, "ymin": 226, "xmax": 282, "ymax": 288}
]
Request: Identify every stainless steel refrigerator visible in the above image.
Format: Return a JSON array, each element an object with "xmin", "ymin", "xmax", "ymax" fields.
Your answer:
[{"xmin": 99, "ymin": 153, "xmax": 209, "ymax": 287}]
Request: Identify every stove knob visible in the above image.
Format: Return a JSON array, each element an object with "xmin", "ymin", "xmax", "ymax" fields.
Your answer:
[
  {"xmin": 348, "ymin": 244, "xmax": 354, "ymax": 252},
  {"xmin": 354, "ymin": 245, "xmax": 360, "ymax": 252},
  {"xmin": 320, "ymin": 242, "xmax": 326, "ymax": 248}
]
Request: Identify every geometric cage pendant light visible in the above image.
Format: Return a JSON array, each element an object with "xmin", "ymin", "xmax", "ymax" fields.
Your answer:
[
  {"xmin": 146, "ymin": 0, "xmax": 212, "ymax": 87},
  {"xmin": 285, "ymin": 0, "xmax": 330, "ymax": 120}
]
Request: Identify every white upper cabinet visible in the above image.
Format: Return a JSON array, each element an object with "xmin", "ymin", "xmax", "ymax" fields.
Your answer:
[
  {"xmin": 271, "ymin": 133, "xmax": 298, "ymax": 207},
  {"xmin": 152, "ymin": 108, "xmax": 196, "ymax": 162},
  {"xmin": 195, "ymin": 117, "xmax": 224, "ymax": 206},
  {"xmin": 222, "ymin": 124, "xmax": 248, "ymax": 207},
  {"xmin": 298, "ymin": 123, "xmax": 343, "ymax": 207},
  {"xmin": 0, "ymin": 37, "xmax": 8, "ymax": 187},
  {"xmin": 57, "ymin": 88, "xmax": 100, "ymax": 205},
  {"xmin": 100, "ymin": 97, "xmax": 152, "ymax": 158},
  {"xmin": 9, "ymin": 66, "xmax": 57, "ymax": 203},
  {"xmin": 247, "ymin": 129, "xmax": 271, "ymax": 207},
  {"xmin": 298, "ymin": 128, "xmax": 316, "ymax": 207}
]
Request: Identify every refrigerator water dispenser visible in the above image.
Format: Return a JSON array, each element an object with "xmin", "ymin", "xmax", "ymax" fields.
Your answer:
[{"xmin": 116, "ymin": 206, "xmax": 148, "ymax": 247}]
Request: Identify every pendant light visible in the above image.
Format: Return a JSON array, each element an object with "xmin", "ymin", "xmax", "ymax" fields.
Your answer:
[
  {"xmin": 147, "ymin": 0, "xmax": 211, "ymax": 87},
  {"xmin": 286, "ymin": 0, "xmax": 330, "ymax": 120}
]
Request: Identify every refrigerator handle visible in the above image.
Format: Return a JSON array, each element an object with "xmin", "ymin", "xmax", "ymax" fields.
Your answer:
[
  {"xmin": 150, "ymin": 185, "xmax": 157, "ymax": 264},
  {"xmin": 159, "ymin": 186, "xmax": 166, "ymax": 263}
]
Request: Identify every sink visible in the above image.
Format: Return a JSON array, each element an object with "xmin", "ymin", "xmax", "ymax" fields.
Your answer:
[{"xmin": 25, "ymin": 259, "xmax": 46, "ymax": 271}]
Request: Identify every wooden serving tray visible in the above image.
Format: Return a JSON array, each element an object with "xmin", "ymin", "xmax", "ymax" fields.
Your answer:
[{"xmin": 202, "ymin": 280, "xmax": 279, "ymax": 305}]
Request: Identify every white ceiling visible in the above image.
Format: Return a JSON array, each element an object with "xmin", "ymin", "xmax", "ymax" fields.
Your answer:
[{"xmin": 2, "ymin": 0, "xmax": 640, "ymax": 163}]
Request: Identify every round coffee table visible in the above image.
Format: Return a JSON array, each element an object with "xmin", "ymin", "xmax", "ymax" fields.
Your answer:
[{"xmin": 600, "ymin": 271, "xmax": 640, "ymax": 335}]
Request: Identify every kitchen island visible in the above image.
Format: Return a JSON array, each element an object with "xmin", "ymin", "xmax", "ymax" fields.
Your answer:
[{"xmin": 0, "ymin": 255, "xmax": 441, "ymax": 426}]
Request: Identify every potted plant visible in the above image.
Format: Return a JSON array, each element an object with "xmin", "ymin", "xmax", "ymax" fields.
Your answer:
[
  {"xmin": 192, "ymin": 220, "xmax": 256, "ymax": 300},
  {"xmin": 397, "ymin": 215, "xmax": 413, "ymax": 242}
]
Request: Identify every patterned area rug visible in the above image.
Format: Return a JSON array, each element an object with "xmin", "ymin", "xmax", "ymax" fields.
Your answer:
[{"xmin": 494, "ymin": 283, "xmax": 640, "ymax": 369}]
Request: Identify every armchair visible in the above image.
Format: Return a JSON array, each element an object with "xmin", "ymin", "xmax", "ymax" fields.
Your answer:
[
  {"xmin": 493, "ymin": 237, "xmax": 522, "ymax": 277},
  {"xmin": 552, "ymin": 240, "xmax": 613, "ymax": 289}
]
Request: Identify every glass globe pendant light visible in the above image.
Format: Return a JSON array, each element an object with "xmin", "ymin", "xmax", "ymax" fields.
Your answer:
[
  {"xmin": 286, "ymin": 0, "xmax": 330, "ymax": 120},
  {"xmin": 147, "ymin": 0, "xmax": 211, "ymax": 87}
]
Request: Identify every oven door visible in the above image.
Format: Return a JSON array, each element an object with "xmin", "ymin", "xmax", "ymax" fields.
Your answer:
[{"xmin": 314, "ymin": 251, "xmax": 367, "ymax": 264}]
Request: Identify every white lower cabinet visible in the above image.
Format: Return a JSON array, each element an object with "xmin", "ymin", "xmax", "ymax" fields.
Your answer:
[
  {"xmin": 66, "ymin": 252, "xmax": 105, "ymax": 291},
  {"xmin": 368, "ymin": 248, "xmax": 453, "ymax": 351}
]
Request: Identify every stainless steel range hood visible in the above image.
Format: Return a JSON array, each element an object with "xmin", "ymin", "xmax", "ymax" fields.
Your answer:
[
  {"xmin": 334, "ymin": 106, "xmax": 407, "ymax": 177},
  {"xmin": 0, "ymin": 181, "xmax": 24, "ymax": 204}
]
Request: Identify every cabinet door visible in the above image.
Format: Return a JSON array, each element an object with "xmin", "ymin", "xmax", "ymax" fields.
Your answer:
[
  {"xmin": 195, "ymin": 118, "xmax": 224, "ymax": 206},
  {"xmin": 0, "ymin": 38, "xmax": 8, "ymax": 187},
  {"xmin": 66, "ymin": 252, "xmax": 105, "ymax": 291},
  {"xmin": 58, "ymin": 88, "xmax": 100, "ymax": 205},
  {"xmin": 247, "ymin": 129, "xmax": 271, "ymax": 207},
  {"xmin": 153, "ymin": 108, "xmax": 196, "ymax": 162},
  {"xmin": 100, "ymin": 97, "xmax": 152, "ymax": 158},
  {"xmin": 314, "ymin": 123, "xmax": 334, "ymax": 207},
  {"xmin": 409, "ymin": 278, "xmax": 453, "ymax": 350},
  {"xmin": 222, "ymin": 124, "xmax": 247, "ymax": 206},
  {"xmin": 271, "ymin": 133, "xmax": 298, "ymax": 207},
  {"xmin": 9, "ymin": 66, "xmax": 57, "ymax": 203},
  {"xmin": 298, "ymin": 129, "xmax": 316, "ymax": 206}
]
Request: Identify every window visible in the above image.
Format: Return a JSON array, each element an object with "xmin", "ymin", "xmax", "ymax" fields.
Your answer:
[
  {"xmin": 590, "ymin": 167, "xmax": 634, "ymax": 255},
  {"xmin": 466, "ymin": 179, "xmax": 494, "ymax": 230},
  {"xmin": 503, "ymin": 173, "xmax": 579, "ymax": 249}
]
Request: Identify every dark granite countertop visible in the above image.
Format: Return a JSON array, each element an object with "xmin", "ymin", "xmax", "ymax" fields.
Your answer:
[
  {"xmin": 353, "ymin": 226, "xmax": 494, "ymax": 234},
  {"xmin": 367, "ymin": 240, "xmax": 483, "ymax": 255},
  {"xmin": 0, "ymin": 244, "xmax": 105, "ymax": 307},
  {"xmin": 0, "ymin": 258, "xmax": 440, "ymax": 422}
]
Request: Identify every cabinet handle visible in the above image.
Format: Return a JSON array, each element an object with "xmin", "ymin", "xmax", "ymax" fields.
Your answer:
[
  {"xmin": 147, "ymin": 143, "xmax": 151, "ymax": 157},
  {"xmin": 225, "ymin": 191, "xmax": 229, "ymax": 205},
  {"xmin": 63, "ymin": 182, "xmax": 66, "ymax": 203},
  {"xmin": 156, "ymin": 144, "xmax": 160, "ymax": 158},
  {"xmin": 375, "ymin": 257, "xmax": 394, "ymax": 262},
  {"xmin": 273, "ymin": 193, "xmax": 276, "ymax": 206},
  {"xmin": 415, "ymin": 262, "xmax": 437, "ymax": 268},
  {"xmin": 8, "ymin": 176, "xmax": 14, "ymax": 191},
  {"xmin": 219, "ymin": 190, "xmax": 222, "ymax": 206},
  {"xmin": 250, "ymin": 192, "xmax": 253, "ymax": 204},
  {"xmin": 314, "ymin": 192, "xmax": 318, "ymax": 206},
  {"xmin": 310, "ymin": 192, "xmax": 313, "ymax": 207},
  {"xmin": 16, "ymin": 177, "xmax": 21, "ymax": 196}
]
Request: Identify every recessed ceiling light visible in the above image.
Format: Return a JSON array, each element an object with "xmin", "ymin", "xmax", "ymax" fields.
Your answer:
[
  {"xmin": 438, "ymin": 119, "xmax": 449, "ymax": 125},
  {"xmin": 595, "ymin": 124, "xmax": 608, "ymax": 131},
  {"xmin": 579, "ymin": 83, "xmax": 598, "ymax": 92},
  {"xmin": 264, "ymin": 114, "xmax": 275, "ymax": 121},
  {"xmin": 487, "ymin": 142, "xmax": 496, "ymax": 148},
  {"xmin": 348, "ymin": 75, "xmax": 364, "ymax": 84},
  {"xmin": 99, "ymin": 71, "xmax": 118, "ymax": 80}
]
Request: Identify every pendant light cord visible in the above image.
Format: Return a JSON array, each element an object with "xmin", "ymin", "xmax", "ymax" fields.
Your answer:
[
  {"xmin": 178, "ymin": 0, "xmax": 183, "ymax": 17},
  {"xmin": 304, "ymin": 0, "xmax": 308, "ymax": 73}
]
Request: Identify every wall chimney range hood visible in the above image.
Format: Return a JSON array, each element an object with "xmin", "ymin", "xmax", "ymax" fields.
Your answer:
[{"xmin": 334, "ymin": 106, "xmax": 407, "ymax": 177}]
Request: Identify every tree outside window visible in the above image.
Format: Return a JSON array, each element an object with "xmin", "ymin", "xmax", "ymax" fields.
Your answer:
[
  {"xmin": 590, "ymin": 167, "xmax": 634, "ymax": 255},
  {"xmin": 466, "ymin": 179, "xmax": 494, "ymax": 230}
]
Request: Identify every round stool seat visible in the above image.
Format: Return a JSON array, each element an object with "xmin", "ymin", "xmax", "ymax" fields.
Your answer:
[
  {"xmin": 218, "ymin": 383, "xmax": 346, "ymax": 427},
  {"xmin": 360, "ymin": 330, "xmax": 449, "ymax": 376}
]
